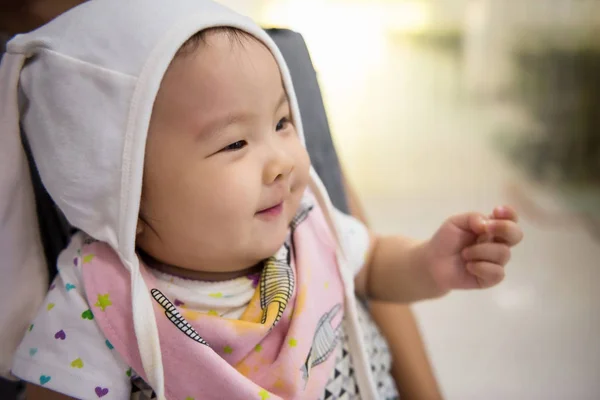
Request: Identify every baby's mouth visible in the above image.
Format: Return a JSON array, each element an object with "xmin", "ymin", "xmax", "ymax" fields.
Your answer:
[{"xmin": 256, "ymin": 202, "xmax": 284, "ymax": 218}]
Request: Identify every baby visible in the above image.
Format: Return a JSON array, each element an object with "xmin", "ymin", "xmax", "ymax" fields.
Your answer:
[{"xmin": 4, "ymin": 0, "xmax": 522, "ymax": 399}]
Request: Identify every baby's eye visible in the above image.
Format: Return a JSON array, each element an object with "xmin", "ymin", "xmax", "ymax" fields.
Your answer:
[
  {"xmin": 276, "ymin": 117, "xmax": 291, "ymax": 132},
  {"xmin": 222, "ymin": 140, "xmax": 247, "ymax": 151}
]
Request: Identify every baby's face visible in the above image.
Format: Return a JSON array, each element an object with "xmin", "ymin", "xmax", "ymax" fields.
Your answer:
[{"xmin": 137, "ymin": 30, "xmax": 310, "ymax": 274}]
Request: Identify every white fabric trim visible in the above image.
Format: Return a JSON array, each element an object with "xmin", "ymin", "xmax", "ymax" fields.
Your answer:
[{"xmin": 310, "ymin": 169, "xmax": 379, "ymax": 399}]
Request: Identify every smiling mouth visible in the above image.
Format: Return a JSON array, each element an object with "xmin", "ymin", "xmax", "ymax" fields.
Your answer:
[{"xmin": 256, "ymin": 202, "xmax": 284, "ymax": 218}]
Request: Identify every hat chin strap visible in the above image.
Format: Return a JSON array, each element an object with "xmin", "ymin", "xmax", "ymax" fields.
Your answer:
[{"xmin": 127, "ymin": 256, "xmax": 166, "ymax": 399}]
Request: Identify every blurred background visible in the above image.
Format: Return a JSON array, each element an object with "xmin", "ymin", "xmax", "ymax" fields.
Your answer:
[{"xmin": 225, "ymin": 0, "xmax": 600, "ymax": 398}]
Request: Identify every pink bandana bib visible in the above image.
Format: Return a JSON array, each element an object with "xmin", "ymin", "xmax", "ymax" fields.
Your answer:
[{"xmin": 81, "ymin": 197, "xmax": 345, "ymax": 400}]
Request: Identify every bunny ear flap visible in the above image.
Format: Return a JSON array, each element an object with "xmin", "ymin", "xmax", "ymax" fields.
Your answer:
[{"xmin": 0, "ymin": 51, "xmax": 49, "ymax": 378}]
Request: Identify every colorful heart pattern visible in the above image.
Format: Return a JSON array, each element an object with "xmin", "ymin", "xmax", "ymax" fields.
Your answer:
[
  {"xmin": 66, "ymin": 283, "xmax": 76, "ymax": 291},
  {"xmin": 54, "ymin": 330, "xmax": 66, "ymax": 340},
  {"xmin": 29, "ymin": 348, "xmax": 37, "ymax": 356},
  {"xmin": 81, "ymin": 309, "xmax": 94, "ymax": 320},
  {"xmin": 71, "ymin": 358, "xmax": 84, "ymax": 369},
  {"xmin": 39, "ymin": 375, "xmax": 51, "ymax": 385},
  {"xmin": 95, "ymin": 386, "xmax": 109, "ymax": 398},
  {"xmin": 105, "ymin": 340, "xmax": 114, "ymax": 350}
]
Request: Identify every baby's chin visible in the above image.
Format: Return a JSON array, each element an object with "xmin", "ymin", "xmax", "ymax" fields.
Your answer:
[{"xmin": 252, "ymin": 228, "xmax": 289, "ymax": 260}]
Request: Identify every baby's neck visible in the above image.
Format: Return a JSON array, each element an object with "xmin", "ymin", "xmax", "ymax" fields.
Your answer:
[
  {"xmin": 137, "ymin": 249, "xmax": 263, "ymax": 282},
  {"xmin": 150, "ymin": 261, "xmax": 263, "ymax": 282}
]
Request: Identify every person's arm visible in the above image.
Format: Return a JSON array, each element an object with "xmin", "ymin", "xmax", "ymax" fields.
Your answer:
[
  {"xmin": 351, "ymin": 176, "xmax": 521, "ymax": 302},
  {"xmin": 26, "ymin": 384, "xmax": 74, "ymax": 400},
  {"xmin": 342, "ymin": 174, "xmax": 444, "ymax": 400},
  {"xmin": 0, "ymin": 0, "xmax": 84, "ymax": 34}
]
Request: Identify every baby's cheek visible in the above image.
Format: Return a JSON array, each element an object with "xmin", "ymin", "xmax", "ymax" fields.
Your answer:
[
  {"xmin": 294, "ymin": 150, "xmax": 311, "ymax": 190},
  {"xmin": 288, "ymin": 198, "xmax": 298, "ymax": 223}
]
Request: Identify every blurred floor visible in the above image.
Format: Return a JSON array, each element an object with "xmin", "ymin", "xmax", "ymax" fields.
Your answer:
[{"xmin": 323, "ymin": 37, "xmax": 600, "ymax": 400}]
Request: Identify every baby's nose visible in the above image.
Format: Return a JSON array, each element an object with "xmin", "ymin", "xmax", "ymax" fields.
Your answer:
[{"xmin": 263, "ymin": 152, "xmax": 294, "ymax": 185}]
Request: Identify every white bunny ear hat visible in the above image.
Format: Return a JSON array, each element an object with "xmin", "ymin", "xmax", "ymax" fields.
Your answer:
[
  {"xmin": 0, "ymin": 33, "xmax": 49, "ymax": 382},
  {"xmin": 0, "ymin": 0, "xmax": 377, "ymax": 397}
]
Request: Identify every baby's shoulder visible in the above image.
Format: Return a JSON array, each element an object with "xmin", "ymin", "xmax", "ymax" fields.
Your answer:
[{"xmin": 11, "ymin": 232, "xmax": 132, "ymax": 399}]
